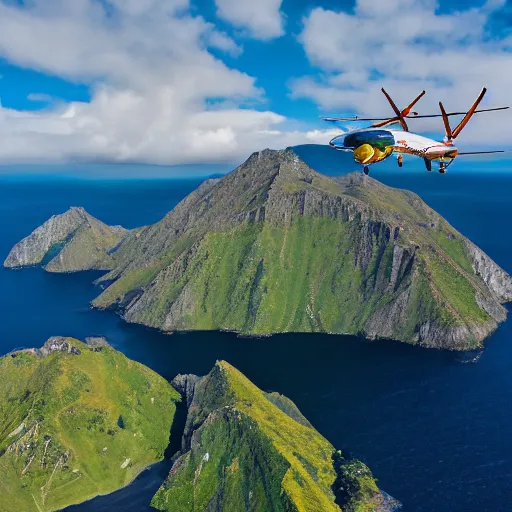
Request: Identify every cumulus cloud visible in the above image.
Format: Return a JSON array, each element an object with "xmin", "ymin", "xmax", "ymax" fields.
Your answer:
[
  {"xmin": 215, "ymin": 0, "xmax": 285, "ymax": 40},
  {"xmin": 0, "ymin": 0, "xmax": 324, "ymax": 165},
  {"xmin": 293, "ymin": 0, "xmax": 512, "ymax": 147}
]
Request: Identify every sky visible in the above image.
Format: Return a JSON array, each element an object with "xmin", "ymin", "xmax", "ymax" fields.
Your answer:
[{"xmin": 0, "ymin": 0, "xmax": 511, "ymax": 168}]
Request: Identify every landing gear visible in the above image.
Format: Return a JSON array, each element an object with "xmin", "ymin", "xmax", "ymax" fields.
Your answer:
[
  {"xmin": 439, "ymin": 158, "xmax": 454, "ymax": 174},
  {"xmin": 397, "ymin": 155, "xmax": 403, "ymax": 168},
  {"xmin": 363, "ymin": 166, "xmax": 369, "ymax": 175}
]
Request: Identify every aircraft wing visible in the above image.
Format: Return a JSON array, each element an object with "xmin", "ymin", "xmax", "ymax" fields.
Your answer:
[{"xmin": 322, "ymin": 106, "xmax": 509, "ymax": 123}]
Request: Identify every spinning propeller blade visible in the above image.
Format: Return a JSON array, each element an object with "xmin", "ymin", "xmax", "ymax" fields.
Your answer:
[
  {"xmin": 373, "ymin": 88, "xmax": 426, "ymax": 131},
  {"xmin": 440, "ymin": 88, "xmax": 489, "ymax": 142},
  {"xmin": 321, "ymin": 88, "xmax": 508, "ymax": 133}
]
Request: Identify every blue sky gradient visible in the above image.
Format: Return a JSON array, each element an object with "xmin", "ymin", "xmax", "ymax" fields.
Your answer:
[{"xmin": 0, "ymin": 0, "xmax": 510, "ymax": 172}]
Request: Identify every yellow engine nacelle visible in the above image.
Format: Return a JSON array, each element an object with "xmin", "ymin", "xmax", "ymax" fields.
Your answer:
[{"xmin": 353, "ymin": 144, "xmax": 393, "ymax": 165}]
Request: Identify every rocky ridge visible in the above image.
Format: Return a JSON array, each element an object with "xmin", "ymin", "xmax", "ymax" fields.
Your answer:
[
  {"xmin": 93, "ymin": 149, "xmax": 512, "ymax": 349},
  {"xmin": 152, "ymin": 361, "xmax": 400, "ymax": 512},
  {"xmin": 1, "ymin": 342, "xmax": 400, "ymax": 512}
]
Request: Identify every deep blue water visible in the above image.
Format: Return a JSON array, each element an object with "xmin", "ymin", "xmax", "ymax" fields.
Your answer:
[{"xmin": 1, "ymin": 169, "xmax": 512, "ymax": 512}]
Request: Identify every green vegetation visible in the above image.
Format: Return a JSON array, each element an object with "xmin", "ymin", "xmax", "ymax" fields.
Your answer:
[
  {"xmin": 0, "ymin": 338, "xmax": 180, "ymax": 512},
  {"xmin": 116, "ymin": 212, "xmax": 486, "ymax": 340},
  {"xmin": 332, "ymin": 451, "xmax": 395, "ymax": 512},
  {"xmin": 0, "ymin": 348, "xmax": 397, "ymax": 511},
  {"xmin": 94, "ymin": 266, "xmax": 162, "ymax": 307},
  {"xmin": 45, "ymin": 222, "xmax": 122, "ymax": 272},
  {"xmin": 93, "ymin": 233, "xmax": 199, "ymax": 310},
  {"xmin": 152, "ymin": 361, "xmax": 392, "ymax": 512}
]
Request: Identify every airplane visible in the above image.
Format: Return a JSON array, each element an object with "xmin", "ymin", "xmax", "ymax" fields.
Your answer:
[{"xmin": 323, "ymin": 87, "xmax": 509, "ymax": 175}]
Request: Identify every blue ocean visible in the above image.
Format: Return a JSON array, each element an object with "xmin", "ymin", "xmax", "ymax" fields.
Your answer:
[{"xmin": 1, "ymin": 159, "xmax": 512, "ymax": 511}]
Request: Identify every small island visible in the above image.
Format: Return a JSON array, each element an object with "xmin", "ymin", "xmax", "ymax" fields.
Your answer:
[{"xmin": 0, "ymin": 337, "xmax": 179, "ymax": 512}]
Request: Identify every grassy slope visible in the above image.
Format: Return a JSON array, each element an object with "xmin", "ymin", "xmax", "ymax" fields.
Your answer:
[
  {"xmin": 152, "ymin": 410, "xmax": 294, "ymax": 511},
  {"xmin": 92, "ymin": 170, "xmax": 492, "ymax": 344},
  {"xmin": 45, "ymin": 222, "xmax": 125, "ymax": 273},
  {"xmin": 118, "ymin": 216, "xmax": 484, "ymax": 339},
  {"xmin": 0, "ymin": 339, "xmax": 180, "ymax": 512},
  {"xmin": 152, "ymin": 361, "xmax": 386, "ymax": 512}
]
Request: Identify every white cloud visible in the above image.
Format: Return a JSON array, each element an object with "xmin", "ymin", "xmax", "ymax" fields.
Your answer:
[
  {"xmin": 215, "ymin": 0, "xmax": 284, "ymax": 40},
  {"xmin": 0, "ymin": 0, "xmax": 326, "ymax": 165},
  {"xmin": 27, "ymin": 93, "xmax": 53, "ymax": 103},
  {"xmin": 293, "ymin": 0, "xmax": 512, "ymax": 148}
]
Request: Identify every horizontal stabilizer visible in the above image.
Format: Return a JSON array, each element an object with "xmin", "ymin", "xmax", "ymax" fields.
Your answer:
[
  {"xmin": 457, "ymin": 151, "xmax": 505, "ymax": 155},
  {"xmin": 321, "ymin": 116, "xmax": 391, "ymax": 122}
]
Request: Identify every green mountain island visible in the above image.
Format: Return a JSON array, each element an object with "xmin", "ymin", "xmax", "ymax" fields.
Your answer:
[
  {"xmin": 0, "ymin": 337, "xmax": 179, "ymax": 512},
  {"xmin": 152, "ymin": 361, "xmax": 400, "ymax": 512},
  {"xmin": 5, "ymin": 148, "xmax": 512, "ymax": 349},
  {"xmin": 0, "ymin": 339, "xmax": 399, "ymax": 512}
]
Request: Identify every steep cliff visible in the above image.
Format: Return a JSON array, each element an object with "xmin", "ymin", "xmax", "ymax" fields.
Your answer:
[
  {"xmin": 152, "ymin": 361, "xmax": 400, "ymax": 512},
  {"xmin": 3, "ymin": 207, "xmax": 128, "ymax": 272},
  {"xmin": 0, "ymin": 337, "xmax": 179, "ymax": 512}
]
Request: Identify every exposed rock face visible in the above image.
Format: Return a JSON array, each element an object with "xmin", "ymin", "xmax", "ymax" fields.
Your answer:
[
  {"xmin": 467, "ymin": 242, "xmax": 512, "ymax": 302},
  {"xmin": 40, "ymin": 336, "xmax": 82, "ymax": 356},
  {"xmin": 154, "ymin": 361, "xmax": 400, "ymax": 512},
  {"xmin": 3, "ymin": 206, "xmax": 128, "ymax": 272},
  {"xmin": 5, "ymin": 148, "xmax": 512, "ymax": 350},
  {"xmin": 85, "ymin": 336, "xmax": 110, "ymax": 351},
  {"xmin": 171, "ymin": 374, "xmax": 201, "ymax": 407}
]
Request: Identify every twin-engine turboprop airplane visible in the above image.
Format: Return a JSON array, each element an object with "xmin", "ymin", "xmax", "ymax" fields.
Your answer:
[{"xmin": 323, "ymin": 88, "xmax": 508, "ymax": 174}]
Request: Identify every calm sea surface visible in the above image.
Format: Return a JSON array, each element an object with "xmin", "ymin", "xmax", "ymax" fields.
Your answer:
[{"xmin": 1, "ymin": 168, "xmax": 512, "ymax": 512}]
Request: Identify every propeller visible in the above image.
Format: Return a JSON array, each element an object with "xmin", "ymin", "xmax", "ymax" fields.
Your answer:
[
  {"xmin": 439, "ymin": 88, "xmax": 488, "ymax": 143},
  {"xmin": 439, "ymin": 101, "xmax": 452, "ymax": 141},
  {"xmin": 373, "ymin": 88, "xmax": 426, "ymax": 131}
]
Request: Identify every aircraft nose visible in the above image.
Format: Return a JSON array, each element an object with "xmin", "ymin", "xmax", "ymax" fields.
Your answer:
[{"xmin": 329, "ymin": 135, "xmax": 345, "ymax": 148}]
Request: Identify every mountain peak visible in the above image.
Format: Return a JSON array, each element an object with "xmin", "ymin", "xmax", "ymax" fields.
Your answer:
[{"xmin": 6, "ymin": 147, "xmax": 512, "ymax": 349}]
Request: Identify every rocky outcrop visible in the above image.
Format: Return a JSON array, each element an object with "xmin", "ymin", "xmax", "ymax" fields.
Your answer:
[
  {"xmin": 4, "ymin": 206, "xmax": 128, "ymax": 272},
  {"xmin": 89, "ymin": 149, "xmax": 512, "ymax": 349},
  {"xmin": 171, "ymin": 373, "xmax": 201, "ymax": 407},
  {"xmin": 85, "ymin": 336, "xmax": 110, "ymax": 351},
  {"xmin": 39, "ymin": 336, "xmax": 82, "ymax": 356}
]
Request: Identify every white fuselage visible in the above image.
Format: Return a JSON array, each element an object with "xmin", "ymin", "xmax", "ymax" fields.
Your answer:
[{"xmin": 387, "ymin": 130, "xmax": 458, "ymax": 160}]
